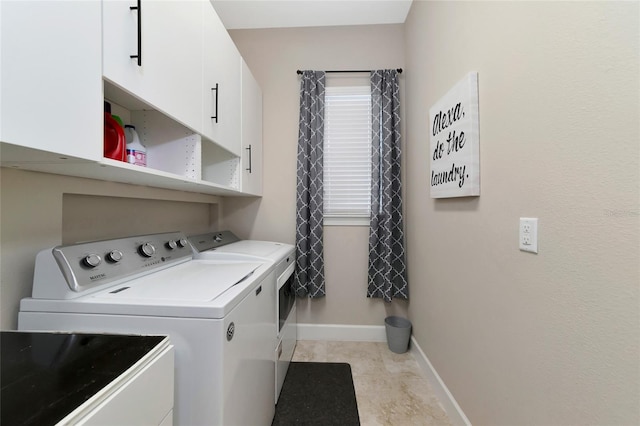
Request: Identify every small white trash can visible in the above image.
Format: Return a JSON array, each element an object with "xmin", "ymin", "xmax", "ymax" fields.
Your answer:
[{"xmin": 385, "ymin": 316, "xmax": 412, "ymax": 354}]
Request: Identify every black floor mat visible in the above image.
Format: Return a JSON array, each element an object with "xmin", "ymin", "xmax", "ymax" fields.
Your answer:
[{"xmin": 272, "ymin": 362, "xmax": 360, "ymax": 426}]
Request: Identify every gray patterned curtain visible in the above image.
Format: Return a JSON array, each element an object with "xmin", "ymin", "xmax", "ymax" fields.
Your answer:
[
  {"xmin": 294, "ymin": 71, "xmax": 326, "ymax": 298},
  {"xmin": 367, "ymin": 69, "xmax": 408, "ymax": 302}
]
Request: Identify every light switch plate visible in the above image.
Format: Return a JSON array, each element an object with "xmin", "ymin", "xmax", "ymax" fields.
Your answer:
[{"xmin": 519, "ymin": 218, "xmax": 538, "ymax": 253}]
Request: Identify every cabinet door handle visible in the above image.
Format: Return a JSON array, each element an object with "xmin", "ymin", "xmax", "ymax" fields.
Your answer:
[
  {"xmin": 246, "ymin": 144, "xmax": 252, "ymax": 173},
  {"xmin": 129, "ymin": 0, "xmax": 142, "ymax": 66},
  {"xmin": 211, "ymin": 84, "xmax": 219, "ymax": 123}
]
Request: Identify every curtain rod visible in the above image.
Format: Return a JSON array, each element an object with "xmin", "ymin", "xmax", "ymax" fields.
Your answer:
[{"xmin": 296, "ymin": 68, "xmax": 402, "ymax": 75}]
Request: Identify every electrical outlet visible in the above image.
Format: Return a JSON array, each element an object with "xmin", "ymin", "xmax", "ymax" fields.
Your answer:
[{"xmin": 519, "ymin": 218, "xmax": 538, "ymax": 253}]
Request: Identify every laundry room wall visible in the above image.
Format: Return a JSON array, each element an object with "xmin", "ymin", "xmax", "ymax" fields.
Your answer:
[
  {"xmin": 403, "ymin": 1, "xmax": 639, "ymax": 425},
  {"xmin": 224, "ymin": 24, "xmax": 408, "ymax": 326},
  {"xmin": 0, "ymin": 168, "xmax": 221, "ymax": 329}
]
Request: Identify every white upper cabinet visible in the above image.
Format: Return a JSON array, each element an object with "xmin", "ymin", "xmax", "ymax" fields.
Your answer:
[
  {"xmin": 103, "ymin": 0, "xmax": 203, "ymax": 133},
  {"xmin": 202, "ymin": 3, "xmax": 242, "ymax": 156},
  {"xmin": 0, "ymin": 0, "xmax": 102, "ymax": 161},
  {"xmin": 1, "ymin": 0, "xmax": 263, "ymax": 197},
  {"xmin": 240, "ymin": 59, "xmax": 263, "ymax": 196}
]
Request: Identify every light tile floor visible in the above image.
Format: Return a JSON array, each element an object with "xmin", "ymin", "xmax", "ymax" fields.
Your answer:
[{"xmin": 292, "ymin": 340, "xmax": 453, "ymax": 426}]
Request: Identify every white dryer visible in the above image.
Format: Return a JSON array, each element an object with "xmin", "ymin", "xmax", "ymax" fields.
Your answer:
[
  {"xmin": 18, "ymin": 232, "xmax": 276, "ymax": 426},
  {"xmin": 188, "ymin": 231, "xmax": 296, "ymax": 402}
]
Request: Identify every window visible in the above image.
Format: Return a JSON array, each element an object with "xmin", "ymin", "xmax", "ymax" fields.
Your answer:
[{"xmin": 323, "ymin": 85, "xmax": 372, "ymax": 226}]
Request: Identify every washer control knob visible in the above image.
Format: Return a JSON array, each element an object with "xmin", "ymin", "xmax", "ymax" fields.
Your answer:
[
  {"xmin": 107, "ymin": 250, "xmax": 123, "ymax": 263},
  {"xmin": 83, "ymin": 254, "xmax": 102, "ymax": 268},
  {"xmin": 177, "ymin": 238, "xmax": 188, "ymax": 248},
  {"xmin": 138, "ymin": 242, "xmax": 156, "ymax": 257},
  {"xmin": 166, "ymin": 240, "xmax": 178, "ymax": 250},
  {"xmin": 214, "ymin": 234, "xmax": 223, "ymax": 242}
]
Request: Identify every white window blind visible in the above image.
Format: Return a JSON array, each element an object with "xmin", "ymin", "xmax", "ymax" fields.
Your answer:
[{"xmin": 323, "ymin": 85, "xmax": 372, "ymax": 219}]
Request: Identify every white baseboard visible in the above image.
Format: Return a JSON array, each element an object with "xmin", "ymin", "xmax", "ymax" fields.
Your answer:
[
  {"xmin": 297, "ymin": 323, "xmax": 387, "ymax": 342},
  {"xmin": 296, "ymin": 323, "xmax": 471, "ymax": 426},
  {"xmin": 410, "ymin": 336, "xmax": 472, "ymax": 426}
]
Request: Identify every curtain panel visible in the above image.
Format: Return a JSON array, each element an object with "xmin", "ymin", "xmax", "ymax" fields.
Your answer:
[
  {"xmin": 367, "ymin": 69, "xmax": 409, "ymax": 302},
  {"xmin": 294, "ymin": 71, "xmax": 326, "ymax": 298}
]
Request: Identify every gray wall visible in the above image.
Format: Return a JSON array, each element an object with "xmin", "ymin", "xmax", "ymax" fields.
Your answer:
[
  {"xmin": 225, "ymin": 24, "xmax": 409, "ymax": 326},
  {"xmin": 0, "ymin": 168, "xmax": 220, "ymax": 329},
  {"xmin": 404, "ymin": 1, "xmax": 639, "ymax": 425}
]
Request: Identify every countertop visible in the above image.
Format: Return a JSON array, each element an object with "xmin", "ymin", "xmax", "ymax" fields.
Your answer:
[{"xmin": 1, "ymin": 331, "xmax": 166, "ymax": 426}]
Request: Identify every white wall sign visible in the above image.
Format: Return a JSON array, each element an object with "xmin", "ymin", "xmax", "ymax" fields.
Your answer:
[{"xmin": 429, "ymin": 72, "xmax": 480, "ymax": 198}]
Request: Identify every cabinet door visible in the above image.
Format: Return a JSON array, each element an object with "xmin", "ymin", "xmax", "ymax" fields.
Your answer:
[
  {"xmin": 0, "ymin": 0, "xmax": 102, "ymax": 161},
  {"xmin": 241, "ymin": 60, "xmax": 263, "ymax": 196},
  {"xmin": 202, "ymin": 3, "xmax": 241, "ymax": 156},
  {"xmin": 65, "ymin": 346, "xmax": 174, "ymax": 425},
  {"xmin": 103, "ymin": 0, "xmax": 202, "ymax": 133}
]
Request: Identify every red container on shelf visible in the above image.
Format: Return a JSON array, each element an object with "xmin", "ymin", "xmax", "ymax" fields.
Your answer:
[{"xmin": 103, "ymin": 101, "xmax": 126, "ymax": 162}]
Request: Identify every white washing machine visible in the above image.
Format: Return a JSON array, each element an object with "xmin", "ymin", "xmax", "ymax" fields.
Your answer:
[
  {"xmin": 188, "ymin": 231, "xmax": 296, "ymax": 402},
  {"xmin": 18, "ymin": 232, "xmax": 276, "ymax": 426}
]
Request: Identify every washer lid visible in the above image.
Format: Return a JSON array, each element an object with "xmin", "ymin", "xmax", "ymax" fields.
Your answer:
[
  {"xmin": 212, "ymin": 241, "xmax": 287, "ymax": 258},
  {"xmin": 91, "ymin": 260, "xmax": 263, "ymax": 303}
]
